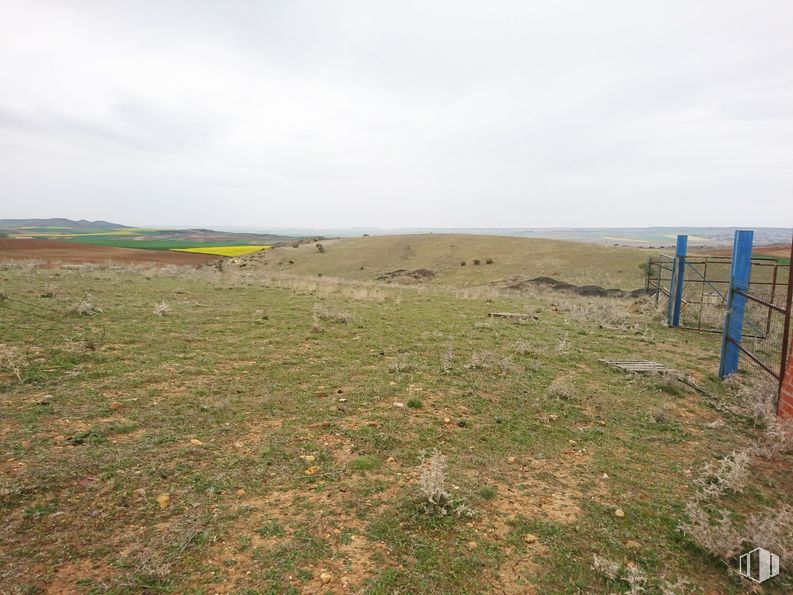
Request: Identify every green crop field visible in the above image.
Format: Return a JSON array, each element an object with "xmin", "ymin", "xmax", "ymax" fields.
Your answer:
[
  {"xmin": 66, "ymin": 236, "xmax": 262, "ymax": 251},
  {"xmin": 0, "ymin": 235, "xmax": 791, "ymax": 593}
]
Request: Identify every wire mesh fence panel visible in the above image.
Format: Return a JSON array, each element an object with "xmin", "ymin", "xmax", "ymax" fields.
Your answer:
[
  {"xmin": 738, "ymin": 263, "xmax": 791, "ymax": 380},
  {"xmin": 645, "ymin": 255, "xmax": 789, "ymax": 337}
]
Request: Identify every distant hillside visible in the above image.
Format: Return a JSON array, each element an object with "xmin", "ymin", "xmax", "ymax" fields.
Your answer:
[
  {"xmin": 0, "ymin": 218, "xmax": 127, "ymax": 231},
  {"xmin": 239, "ymin": 233, "xmax": 652, "ymax": 289},
  {"xmin": 0, "ymin": 219, "xmax": 312, "ymax": 249}
]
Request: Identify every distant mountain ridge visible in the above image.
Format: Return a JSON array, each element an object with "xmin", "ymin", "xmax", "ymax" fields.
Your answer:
[{"xmin": 0, "ymin": 218, "xmax": 127, "ymax": 230}]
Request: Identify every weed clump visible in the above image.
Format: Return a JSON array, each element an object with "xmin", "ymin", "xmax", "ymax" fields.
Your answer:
[
  {"xmin": 692, "ymin": 451, "xmax": 750, "ymax": 499},
  {"xmin": 679, "ymin": 503, "xmax": 743, "ymax": 559},
  {"xmin": 547, "ymin": 376, "xmax": 576, "ymax": 400},
  {"xmin": 465, "ymin": 350, "xmax": 521, "ymax": 374},
  {"xmin": 417, "ymin": 450, "xmax": 474, "ymax": 518},
  {"xmin": 153, "ymin": 301, "xmax": 170, "ymax": 317},
  {"xmin": 312, "ymin": 303, "xmax": 352, "ymax": 324},
  {"xmin": 69, "ymin": 295, "xmax": 102, "ymax": 316},
  {"xmin": 39, "ymin": 284, "xmax": 57, "ymax": 298},
  {"xmin": 387, "ymin": 358, "xmax": 415, "ymax": 374},
  {"xmin": 592, "ymin": 554, "xmax": 647, "ymax": 595},
  {"xmin": 440, "ymin": 344, "xmax": 454, "ymax": 373}
]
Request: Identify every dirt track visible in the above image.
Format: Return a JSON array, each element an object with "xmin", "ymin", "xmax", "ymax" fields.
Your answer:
[{"xmin": 0, "ymin": 239, "xmax": 217, "ymax": 266}]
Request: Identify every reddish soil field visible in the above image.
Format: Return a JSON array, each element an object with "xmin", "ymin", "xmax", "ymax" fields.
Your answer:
[{"xmin": 0, "ymin": 239, "xmax": 218, "ymax": 266}]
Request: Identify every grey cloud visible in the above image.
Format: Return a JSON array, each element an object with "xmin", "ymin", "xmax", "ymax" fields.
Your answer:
[{"xmin": 0, "ymin": 0, "xmax": 791, "ymax": 227}]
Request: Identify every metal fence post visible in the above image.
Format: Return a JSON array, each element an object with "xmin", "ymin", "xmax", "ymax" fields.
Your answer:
[
  {"xmin": 667, "ymin": 235, "xmax": 688, "ymax": 327},
  {"xmin": 719, "ymin": 230, "xmax": 754, "ymax": 378}
]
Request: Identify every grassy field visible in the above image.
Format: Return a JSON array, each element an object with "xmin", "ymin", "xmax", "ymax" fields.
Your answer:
[
  {"xmin": 245, "ymin": 234, "xmax": 653, "ymax": 289},
  {"xmin": 173, "ymin": 246, "xmax": 272, "ymax": 257},
  {"xmin": 1, "ymin": 239, "xmax": 792, "ymax": 593}
]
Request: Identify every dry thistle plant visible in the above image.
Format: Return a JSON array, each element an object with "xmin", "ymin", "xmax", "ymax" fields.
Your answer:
[
  {"xmin": 515, "ymin": 340, "xmax": 548, "ymax": 357},
  {"xmin": 466, "ymin": 350, "xmax": 498, "ymax": 370},
  {"xmin": 417, "ymin": 450, "xmax": 474, "ymax": 517},
  {"xmin": 555, "ymin": 337, "xmax": 570, "ymax": 354},
  {"xmin": 153, "ymin": 301, "xmax": 171, "ymax": 317},
  {"xmin": 592, "ymin": 554, "xmax": 647, "ymax": 595},
  {"xmin": 69, "ymin": 294, "xmax": 102, "ymax": 316},
  {"xmin": 0, "ymin": 344, "xmax": 22, "ymax": 381},
  {"xmin": 679, "ymin": 502, "xmax": 743, "ymax": 560},
  {"xmin": 312, "ymin": 303, "xmax": 352, "ymax": 323},
  {"xmin": 547, "ymin": 376, "xmax": 576, "ymax": 400},
  {"xmin": 387, "ymin": 358, "xmax": 415, "ymax": 374},
  {"xmin": 39, "ymin": 283, "xmax": 57, "ymax": 298},
  {"xmin": 440, "ymin": 344, "xmax": 454, "ymax": 373},
  {"xmin": 692, "ymin": 450, "xmax": 751, "ymax": 500},
  {"xmin": 744, "ymin": 504, "xmax": 793, "ymax": 561}
]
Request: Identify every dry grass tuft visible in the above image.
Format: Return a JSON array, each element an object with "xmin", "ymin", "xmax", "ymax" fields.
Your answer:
[
  {"xmin": 153, "ymin": 301, "xmax": 171, "ymax": 317},
  {"xmin": 39, "ymin": 283, "xmax": 57, "ymax": 298},
  {"xmin": 556, "ymin": 298, "xmax": 634, "ymax": 330},
  {"xmin": 592, "ymin": 554, "xmax": 647, "ymax": 594},
  {"xmin": 547, "ymin": 376, "xmax": 576, "ymax": 400},
  {"xmin": 692, "ymin": 451, "xmax": 751, "ymax": 500},
  {"xmin": 312, "ymin": 303, "xmax": 353, "ymax": 324},
  {"xmin": 465, "ymin": 351, "xmax": 521, "ymax": 374},
  {"xmin": 417, "ymin": 450, "xmax": 474, "ymax": 518},
  {"xmin": 69, "ymin": 294, "xmax": 102, "ymax": 316},
  {"xmin": 440, "ymin": 344, "xmax": 454, "ymax": 373},
  {"xmin": 679, "ymin": 502, "xmax": 743, "ymax": 560}
]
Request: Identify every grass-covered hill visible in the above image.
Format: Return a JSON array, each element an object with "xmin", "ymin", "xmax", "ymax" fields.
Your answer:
[{"xmin": 242, "ymin": 234, "xmax": 652, "ymax": 290}]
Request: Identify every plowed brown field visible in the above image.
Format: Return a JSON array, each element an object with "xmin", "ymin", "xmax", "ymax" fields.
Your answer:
[{"xmin": 0, "ymin": 239, "xmax": 217, "ymax": 266}]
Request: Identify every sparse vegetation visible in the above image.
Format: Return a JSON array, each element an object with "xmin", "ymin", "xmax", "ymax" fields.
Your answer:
[
  {"xmin": 0, "ymin": 240, "xmax": 791, "ymax": 593},
  {"xmin": 153, "ymin": 300, "xmax": 170, "ymax": 317},
  {"xmin": 68, "ymin": 294, "xmax": 102, "ymax": 315}
]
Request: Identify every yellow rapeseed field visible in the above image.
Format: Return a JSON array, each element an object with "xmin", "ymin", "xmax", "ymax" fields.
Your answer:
[{"xmin": 172, "ymin": 245, "xmax": 272, "ymax": 256}]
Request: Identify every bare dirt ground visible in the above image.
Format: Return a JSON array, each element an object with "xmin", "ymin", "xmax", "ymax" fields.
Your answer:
[{"xmin": 0, "ymin": 239, "xmax": 217, "ymax": 266}]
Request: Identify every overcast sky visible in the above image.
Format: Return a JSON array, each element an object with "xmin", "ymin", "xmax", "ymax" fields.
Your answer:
[{"xmin": 1, "ymin": 1, "xmax": 792, "ymax": 229}]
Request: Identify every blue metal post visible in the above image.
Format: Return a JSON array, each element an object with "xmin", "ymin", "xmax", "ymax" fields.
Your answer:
[
  {"xmin": 719, "ymin": 230, "xmax": 754, "ymax": 378},
  {"xmin": 667, "ymin": 235, "xmax": 688, "ymax": 327}
]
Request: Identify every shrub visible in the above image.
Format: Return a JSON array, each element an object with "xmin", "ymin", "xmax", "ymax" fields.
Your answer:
[
  {"xmin": 460, "ymin": 261, "xmax": 466, "ymax": 266},
  {"xmin": 69, "ymin": 295, "xmax": 102, "ymax": 316},
  {"xmin": 316, "ymin": 243, "xmax": 325, "ymax": 253},
  {"xmin": 473, "ymin": 259, "xmax": 481, "ymax": 265},
  {"xmin": 440, "ymin": 345, "xmax": 454, "ymax": 373},
  {"xmin": 485, "ymin": 258, "xmax": 493, "ymax": 264},
  {"xmin": 153, "ymin": 301, "xmax": 171, "ymax": 317},
  {"xmin": 692, "ymin": 450, "xmax": 750, "ymax": 500},
  {"xmin": 418, "ymin": 450, "xmax": 453, "ymax": 515},
  {"xmin": 407, "ymin": 398, "xmax": 423, "ymax": 409},
  {"xmin": 387, "ymin": 358, "xmax": 415, "ymax": 374},
  {"xmin": 679, "ymin": 502, "xmax": 743, "ymax": 559},
  {"xmin": 592, "ymin": 555, "xmax": 647, "ymax": 595},
  {"xmin": 547, "ymin": 376, "xmax": 576, "ymax": 400},
  {"xmin": 39, "ymin": 284, "xmax": 57, "ymax": 298},
  {"xmin": 744, "ymin": 504, "xmax": 793, "ymax": 561},
  {"xmin": 312, "ymin": 303, "xmax": 352, "ymax": 324}
]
